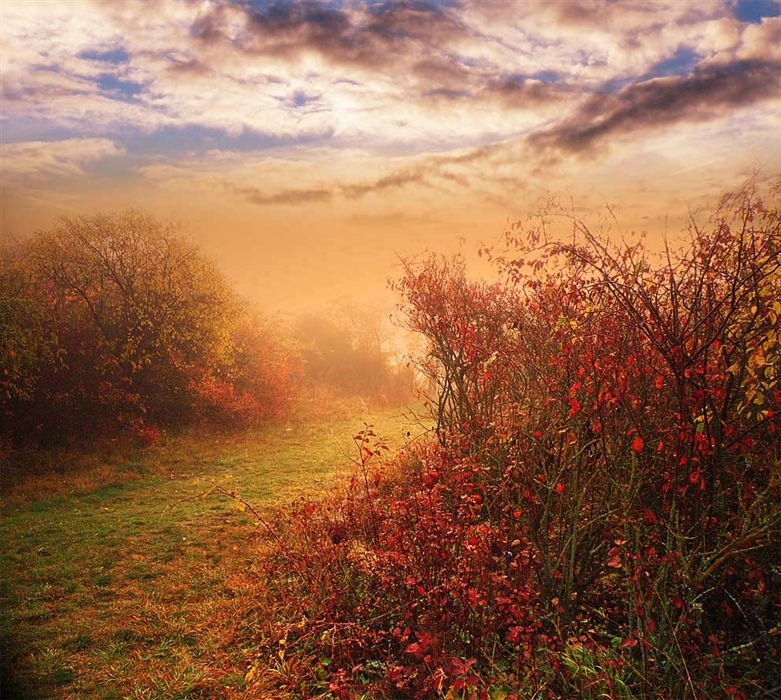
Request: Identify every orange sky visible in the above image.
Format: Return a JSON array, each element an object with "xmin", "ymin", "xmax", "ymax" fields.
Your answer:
[{"xmin": 2, "ymin": 0, "xmax": 780, "ymax": 312}]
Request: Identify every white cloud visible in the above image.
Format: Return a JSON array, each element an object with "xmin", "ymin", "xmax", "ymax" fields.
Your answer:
[
  {"xmin": 0, "ymin": 0, "xmax": 737, "ymax": 147},
  {"xmin": 0, "ymin": 138, "xmax": 125, "ymax": 181},
  {"xmin": 0, "ymin": 0, "xmax": 777, "ymax": 192}
]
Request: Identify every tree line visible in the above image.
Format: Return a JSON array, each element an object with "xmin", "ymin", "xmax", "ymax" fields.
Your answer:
[{"xmin": 0, "ymin": 210, "xmax": 410, "ymax": 448}]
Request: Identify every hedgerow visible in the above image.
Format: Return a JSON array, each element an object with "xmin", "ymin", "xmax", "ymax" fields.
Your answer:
[{"xmin": 245, "ymin": 179, "xmax": 781, "ymax": 699}]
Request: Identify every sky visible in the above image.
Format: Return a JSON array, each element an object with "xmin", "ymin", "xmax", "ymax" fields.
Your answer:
[{"xmin": 1, "ymin": 0, "xmax": 780, "ymax": 312}]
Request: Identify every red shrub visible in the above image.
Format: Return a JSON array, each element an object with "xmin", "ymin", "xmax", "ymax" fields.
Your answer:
[{"xmin": 252, "ymin": 180, "xmax": 781, "ymax": 699}]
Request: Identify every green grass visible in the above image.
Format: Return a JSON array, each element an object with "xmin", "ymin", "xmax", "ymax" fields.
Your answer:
[{"xmin": 0, "ymin": 399, "xmax": 425, "ymax": 699}]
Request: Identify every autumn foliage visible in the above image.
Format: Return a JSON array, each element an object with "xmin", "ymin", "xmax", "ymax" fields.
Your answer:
[
  {"xmin": 253, "ymin": 181, "xmax": 780, "ymax": 698},
  {"xmin": 0, "ymin": 211, "xmax": 301, "ymax": 446}
]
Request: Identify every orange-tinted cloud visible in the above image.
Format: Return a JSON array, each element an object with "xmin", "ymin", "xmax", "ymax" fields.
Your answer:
[
  {"xmin": 2, "ymin": 0, "xmax": 779, "ymax": 311},
  {"xmin": 229, "ymin": 183, "xmax": 333, "ymax": 206}
]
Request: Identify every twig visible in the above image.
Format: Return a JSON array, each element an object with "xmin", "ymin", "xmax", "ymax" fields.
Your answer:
[{"xmin": 168, "ymin": 480, "xmax": 307, "ymax": 580}]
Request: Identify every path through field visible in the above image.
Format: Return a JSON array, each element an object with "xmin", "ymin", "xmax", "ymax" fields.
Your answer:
[{"xmin": 1, "ymin": 404, "xmax": 420, "ymax": 699}]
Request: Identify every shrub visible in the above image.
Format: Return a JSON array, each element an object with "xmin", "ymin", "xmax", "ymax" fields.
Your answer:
[{"xmin": 250, "ymin": 179, "xmax": 780, "ymax": 699}]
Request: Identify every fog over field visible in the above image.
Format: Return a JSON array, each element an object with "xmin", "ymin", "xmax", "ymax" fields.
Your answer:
[{"xmin": 2, "ymin": 0, "xmax": 780, "ymax": 310}]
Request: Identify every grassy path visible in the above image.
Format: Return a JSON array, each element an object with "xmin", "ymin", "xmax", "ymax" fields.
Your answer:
[{"xmin": 1, "ymin": 404, "xmax": 421, "ymax": 699}]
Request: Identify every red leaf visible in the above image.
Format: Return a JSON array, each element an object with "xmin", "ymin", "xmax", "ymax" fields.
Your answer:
[
  {"xmin": 632, "ymin": 436, "xmax": 644, "ymax": 453},
  {"xmin": 555, "ymin": 482, "xmax": 564, "ymax": 494}
]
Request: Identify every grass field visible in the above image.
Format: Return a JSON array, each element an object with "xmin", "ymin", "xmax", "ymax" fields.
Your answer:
[{"xmin": 1, "ymin": 399, "xmax": 424, "ymax": 699}]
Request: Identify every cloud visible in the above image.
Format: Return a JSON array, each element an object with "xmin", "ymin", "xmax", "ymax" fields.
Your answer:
[
  {"xmin": 737, "ymin": 15, "xmax": 781, "ymax": 60},
  {"xmin": 529, "ymin": 58, "xmax": 781, "ymax": 157},
  {"xmin": 0, "ymin": 138, "xmax": 125, "ymax": 182},
  {"xmin": 219, "ymin": 137, "xmax": 526, "ymax": 209},
  {"xmin": 340, "ymin": 166, "xmax": 429, "ymax": 198},
  {"xmin": 4, "ymin": 0, "xmax": 777, "ymax": 215},
  {"xmin": 231, "ymin": 0, "xmax": 468, "ymax": 68},
  {"xmin": 222, "ymin": 164, "xmax": 430, "ymax": 206},
  {"xmin": 228, "ymin": 183, "xmax": 333, "ymax": 206},
  {"xmin": 0, "ymin": 0, "xmax": 587, "ymax": 149},
  {"xmin": 478, "ymin": 77, "xmax": 569, "ymax": 109}
]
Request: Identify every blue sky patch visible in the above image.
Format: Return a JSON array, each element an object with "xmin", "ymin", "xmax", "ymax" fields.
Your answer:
[
  {"xmin": 290, "ymin": 90, "xmax": 314, "ymax": 108},
  {"xmin": 79, "ymin": 48, "xmax": 130, "ymax": 64},
  {"xmin": 651, "ymin": 47, "xmax": 700, "ymax": 78},
  {"xmin": 124, "ymin": 124, "xmax": 323, "ymax": 156},
  {"xmin": 1, "ymin": 119, "xmax": 80, "ymax": 144},
  {"xmin": 97, "ymin": 74, "xmax": 144, "ymax": 100},
  {"xmin": 734, "ymin": 0, "xmax": 781, "ymax": 23},
  {"xmin": 597, "ymin": 74, "xmax": 638, "ymax": 95},
  {"xmin": 530, "ymin": 71, "xmax": 561, "ymax": 84}
]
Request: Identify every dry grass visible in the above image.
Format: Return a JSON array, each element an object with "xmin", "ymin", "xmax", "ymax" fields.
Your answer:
[{"xmin": 1, "ymin": 399, "xmax": 424, "ymax": 699}]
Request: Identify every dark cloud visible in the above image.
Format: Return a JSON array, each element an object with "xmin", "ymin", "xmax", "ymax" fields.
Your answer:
[
  {"xmin": 166, "ymin": 58, "xmax": 212, "ymax": 77},
  {"xmin": 424, "ymin": 87, "xmax": 471, "ymax": 100},
  {"xmin": 191, "ymin": 0, "xmax": 467, "ymax": 73},
  {"xmin": 551, "ymin": 0, "xmax": 610, "ymax": 28},
  {"xmin": 339, "ymin": 139, "xmax": 525, "ymax": 201},
  {"xmin": 191, "ymin": 2, "xmax": 369, "ymax": 64},
  {"xmin": 481, "ymin": 77, "xmax": 568, "ymax": 108},
  {"xmin": 340, "ymin": 167, "xmax": 428, "ymax": 198},
  {"xmin": 364, "ymin": 1, "xmax": 465, "ymax": 44},
  {"xmin": 229, "ymin": 183, "xmax": 333, "ymax": 205},
  {"xmin": 530, "ymin": 59, "xmax": 781, "ymax": 157},
  {"xmin": 230, "ymin": 142, "xmax": 504, "ymax": 208},
  {"xmin": 229, "ymin": 171, "xmax": 423, "ymax": 208},
  {"xmin": 413, "ymin": 66, "xmax": 568, "ymax": 110},
  {"xmin": 241, "ymin": 2, "xmax": 366, "ymax": 62},
  {"xmin": 412, "ymin": 57, "xmax": 473, "ymax": 88}
]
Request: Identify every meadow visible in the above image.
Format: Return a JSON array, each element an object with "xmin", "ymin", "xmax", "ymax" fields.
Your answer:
[
  {"xmin": 1, "ymin": 400, "xmax": 419, "ymax": 699},
  {"xmin": 2, "ymin": 181, "xmax": 779, "ymax": 699}
]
